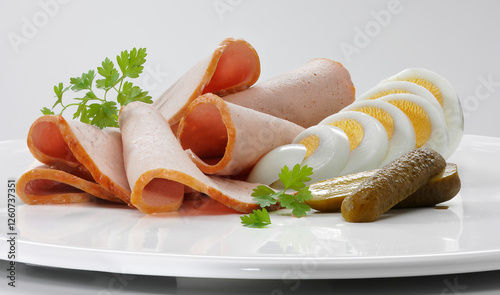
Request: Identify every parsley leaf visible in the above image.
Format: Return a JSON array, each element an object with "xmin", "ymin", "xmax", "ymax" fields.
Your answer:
[
  {"xmin": 117, "ymin": 81, "xmax": 152, "ymax": 105},
  {"xmin": 117, "ymin": 48, "xmax": 147, "ymax": 78},
  {"xmin": 250, "ymin": 185, "xmax": 280, "ymax": 208},
  {"xmin": 292, "ymin": 202, "xmax": 313, "ymax": 218},
  {"xmin": 70, "ymin": 70, "xmax": 95, "ymax": 92},
  {"xmin": 294, "ymin": 185, "xmax": 314, "ymax": 203},
  {"xmin": 96, "ymin": 58, "xmax": 120, "ymax": 90},
  {"xmin": 88, "ymin": 101, "xmax": 118, "ymax": 129},
  {"xmin": 73, "ymin": 101, "xmax": 89, "ymax": 123},
  {"xmin": 240, "ymin": 208, "xmax": 271, "ymax": 228},
  {"xmin": 42, "ymin": 47, "xmax": 152, "ymax": 129},
  {"xmin": 279, "ymin": 186, "xmax": 313, "ymax": 218},
  {"xmin": 280, "ymin": 164, "xmax": 313, "ymax": 191},
  {"xmin": 41, "ymin": 107, "xmax": 54, "ymax": 115},
  {"xmin": 52, "ymin": 82, "xmax": 69, "ymax": 108},
  {"xmin": 241, "ymin": 164, "xmax": 314, "ymax": 228}
]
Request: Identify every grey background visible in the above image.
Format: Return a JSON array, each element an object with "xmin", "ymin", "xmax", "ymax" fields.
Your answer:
[{"xmin": 1, "ymin": 0, "xmax": 499, "ymax": 141}]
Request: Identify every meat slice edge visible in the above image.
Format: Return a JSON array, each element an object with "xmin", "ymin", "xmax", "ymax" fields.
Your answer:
[
  {"xmin": 177, "ymin": 93, "xmax": 305, "ymax": 176},
  {"xmin": 153, "ymin": 37, "xmax": 260, "ymax": 126},
  {"xmin": 120, "ymin": 101, "xmax": 264, "ymax": 214},
  {"xmin": 16, "ymin": 161, "xmax": 124, "ymax": 204},
  {"xmin": 26, "ymin": 115, "xmax": 131, "ymax": 204}
]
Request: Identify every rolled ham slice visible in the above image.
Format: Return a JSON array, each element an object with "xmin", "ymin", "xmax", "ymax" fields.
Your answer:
[
  {"xmin": 119, "ymin": 101, "xmax": 266, "ymax": 214},
  {"xmin": 16, "ymin": 161, "xmax": 123, "ymax": 204},
  {"xmin": 25, "ymin": 115, "xmax": 131, "ymax": 204},
  {"xmin": 177, "ymin": 93, "xmax": 305, "ymax": 176},
  {"xmin": 223, "ymin": 58, "xmax": 356, "ymax": 128},
  {"xmin": 153, "ymin": 38, "xmax": 260, "ymax": 126}
]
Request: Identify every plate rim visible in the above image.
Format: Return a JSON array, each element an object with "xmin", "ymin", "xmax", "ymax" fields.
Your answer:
[
  {"xmin": 3, "ymin": 237, "xmax": 500, "ymax": 279},
  {"xmin": 2, "ymin": 134, "xmax": 500, "ymax": 279}
]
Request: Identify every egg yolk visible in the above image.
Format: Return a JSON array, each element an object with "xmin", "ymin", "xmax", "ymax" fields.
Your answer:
[
  {"xmin": 328, "ymin": 119, "xmax": 364, "ymax": 151},
  {"xmin": 366, "ymin": 89, "xmax": 409, "ymax": 100},
  {"xmin": 403, "ymin": 77, "xmax": 443, "ymax": 107},
  {"xmin": 299, "ymin": 135, "xmax": 320, "ymax": 159},
  {"xmin": 352, "ymin": 106, "xmax": 395, "ymax": 140},
  {"xmin": 385, "ymin": 99, "xmax": 431, "ymax": 148}
]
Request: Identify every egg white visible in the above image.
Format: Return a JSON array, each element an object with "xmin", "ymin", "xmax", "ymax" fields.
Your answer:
[
  {"xmin": 378, "ymin": 93, "xmax": 449, "ymax": 157},
  {"xmin": 319, "ymin": 111, "xmax": 389, "ymax": 175},
  {"xmin": 380, "ymin": 68, "xmax": 463, "ymax": 158},
  {"xmin": 292, "ymin": 124, "xmax": 350, "ymax": 184},
  {"xmin": 246, "ymin": 144, "xmax": 307, "ymax": 185},
  {"xmin": 342, "ymin": 99, "xmax": 416, "ymax": 167},
  {"xmin": 357, "ymin": 80, "xmax": 442, "ymax": 113}
]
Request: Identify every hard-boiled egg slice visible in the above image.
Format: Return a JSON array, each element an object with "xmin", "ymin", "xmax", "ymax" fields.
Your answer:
[
  {"xmin": 378, "ymin": 93, "xmax": 449, "ymax": 156},
  {"xmin": 379, "ymin": 68, "xmax": 463, "ymax": 157},
  {"xmin": 357, "ymin": 80, "xmax": 442, "ymax": 113},
  {"xmin": 342, "ymin": 99, "xmax": 416, "ymax": 166},
  {"xmin": 318, "ymin": 111, "xmax": 389, "ymax": 175},
  {"xmin": 246, "ymin": 144, "xmax": 306, "ymax": 185},
  {"xmin": 291, "ymin": 125, "xmax": 350, "ymax": 184}
]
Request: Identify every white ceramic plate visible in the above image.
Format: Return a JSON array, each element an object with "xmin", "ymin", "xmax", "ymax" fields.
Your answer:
[{"xmin": 1, "ymin": 135, "xmax": 500, "ymax": 279}]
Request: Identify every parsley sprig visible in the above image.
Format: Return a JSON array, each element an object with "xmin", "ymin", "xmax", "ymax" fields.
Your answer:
[
  {"xmin": 41, "ymin": 48, "xmax": 152, "ymax": 129},
  {"xmin": 241, "ymin": 164, "xmax": 314, "ymax": 228},
  {"xmin": 240, "ymin": 208, "xmax": 272, "ymax": 228}
]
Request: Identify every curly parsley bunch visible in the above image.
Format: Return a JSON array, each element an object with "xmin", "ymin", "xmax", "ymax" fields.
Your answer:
[{"xmin": 42, "ymin": 48, "xmax": 152, "ymax": 129}]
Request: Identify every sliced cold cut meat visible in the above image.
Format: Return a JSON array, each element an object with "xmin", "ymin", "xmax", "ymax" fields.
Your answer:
[
  {"xmin": 25, "ymin": 115, "xmax": 131, "ymax": 204},
  {"xmin": 119, "ymin": 101, "xmax": 267, "ymax": 214},
  {"xmin": 153, "ymin": 38, "xmax": 260, "ymax": 126},
  {"xmin": 223, "ymin": 58, "xmax": 355, "ymax": 128},
  {"xmin": 176, "ymin": 93, "xmax": 305, "ymax": 176},
  {"xmin": 16, "ymin": 161, "xmax": 124, "ymax": 204}
]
